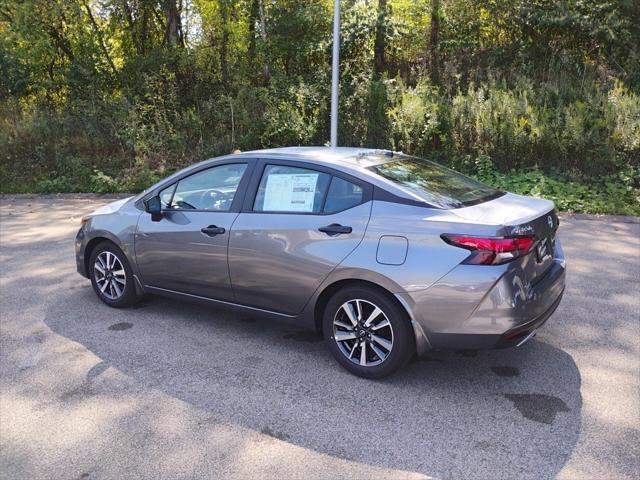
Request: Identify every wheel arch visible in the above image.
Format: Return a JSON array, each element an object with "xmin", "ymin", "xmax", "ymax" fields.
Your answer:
[
  {"xmin": 84, "ymin": 236, "xmax": 115, "ymax": 276},
  {"xmin": 84, "ymin": 234, "xmax": 145, "ymax": 296},
  {"xmin": 313, "ymin": 278, "xmax": 405, "ymax": 333},
  {"xmin": 310, "ymin": 273, "xmax": 431, "ymax": 355},
  {"xmin": 83, "ymin": 231, "xmax": 133, "ymax": 276}
]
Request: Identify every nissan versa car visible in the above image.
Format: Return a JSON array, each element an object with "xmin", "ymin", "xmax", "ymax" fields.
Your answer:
[{"xmin": 76, "ymin": 147, "xmax": 566, "ymax": 378}]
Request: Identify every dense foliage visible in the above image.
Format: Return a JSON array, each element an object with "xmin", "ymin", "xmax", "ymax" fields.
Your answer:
[{"xmin": 1, "ymin": 0, "xmax": 639, "ymax": 213}]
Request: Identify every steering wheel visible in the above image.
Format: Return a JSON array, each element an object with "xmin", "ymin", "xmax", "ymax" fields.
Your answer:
[{"xmin": 196, "ymin": 189, "xmax": 225, "ymax": 210}]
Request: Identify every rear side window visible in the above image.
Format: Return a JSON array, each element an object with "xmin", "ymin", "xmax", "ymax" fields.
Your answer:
[
  {"xmin": 254, "ymin": 165, "xmax": 331, "ymax": 213},
  {"xmin": 368, "ymin": 154, "xmax": 502, "ymax": 208},
  {"xmin": 324, "ymin": 177, "xmax": 364, "ymax": 214}
]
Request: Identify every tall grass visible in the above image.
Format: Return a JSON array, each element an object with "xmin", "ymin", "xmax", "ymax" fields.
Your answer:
[{"xmin": 1, "ymin": 73, "xmax": 638, "ymax": 214}]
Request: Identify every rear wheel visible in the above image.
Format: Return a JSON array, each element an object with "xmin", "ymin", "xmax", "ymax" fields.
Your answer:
[
  {"xmin": 89, "ymin": 241, "xmax": 138, "ymax": 308},
  {"xmin": 323, "ymin": 285, "xmax": 414, "ymax": 378}
]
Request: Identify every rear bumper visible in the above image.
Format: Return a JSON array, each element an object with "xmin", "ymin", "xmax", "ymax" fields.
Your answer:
[
  {"xmin": 495, "ymin": 287, "xmax": 564, "ymax": 348},
  {"xmin": 409, "ymin": 238, "xmax": 566, "ymax": 352}
]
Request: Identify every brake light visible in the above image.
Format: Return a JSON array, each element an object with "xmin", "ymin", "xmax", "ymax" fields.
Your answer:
[{"xmin": 441, "ymin": 234, "xmax": 535, "ymax": 265}]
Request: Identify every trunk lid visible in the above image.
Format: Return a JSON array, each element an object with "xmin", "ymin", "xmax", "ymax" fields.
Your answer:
[
  {"xmin": 451, "ymin": 192, "xmax": 555, "ymax": 226},
  {"xmin": 452, "ymin": 192, "xmax": 559, "ymax": 280}
]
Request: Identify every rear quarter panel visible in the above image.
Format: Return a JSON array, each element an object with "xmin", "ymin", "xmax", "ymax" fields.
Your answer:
[
  {"xmin": 335, "ymin": 201, "xmax": 500, "ymax": 293},
  {"xmin": 301, "ymin": 201, "xmax": 501, "ymax": 325},
  {"xmin": 299, "ymin": 201, "xmax": 504, "ymax": 352}
]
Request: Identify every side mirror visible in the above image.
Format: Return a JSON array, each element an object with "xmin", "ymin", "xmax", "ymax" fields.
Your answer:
[{"xmin": 144, "ymin": 196, "xmax": 162, "ymax": 222}]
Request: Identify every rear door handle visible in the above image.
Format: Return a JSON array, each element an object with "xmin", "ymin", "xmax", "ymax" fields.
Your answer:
[
  {"xmin": 201, "ymin": 225, "xmax": 226, "ymax": 237},
  {"xmin": 318, "ymin": 223, "xmax": 352, "ymax": 236}
]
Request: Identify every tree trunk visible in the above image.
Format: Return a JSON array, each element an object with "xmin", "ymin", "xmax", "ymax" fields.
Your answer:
[
  {"xmin": 140, "ymin": 3, "xmax": 149, "ymax": 54},
  {"xmin": 220, "ymin": 0, "xmax": 229, "ymax": 87},
  {"xmin": 257, "ymin": 0, "xmax": 270, "ymax": 84},
  {"xmin": 248, "ymin": 0, "xmax": 258, "ymax": 61},
  {"xmin": 119, "ymin": 1, "xmax": 141, "ymax": 54},
  {"xmin": 83, "ymin": 1, "xmax": 118, "ymax": 75},
  {"xmin": 164, "ymin": 0, "xmax": 183, "ymax": 47},
  {"xmin": 373, "ymin": 0, "xmax": 388, "ymax": 77},
  {"xmin": 429, "ymin": 0, "xmax": 440, "ymax": 86}
]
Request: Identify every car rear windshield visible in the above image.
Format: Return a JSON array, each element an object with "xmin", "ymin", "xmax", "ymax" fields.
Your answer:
[{"xmin": 367, "ymin": 154, "xmax": 503, "ymax": 209}]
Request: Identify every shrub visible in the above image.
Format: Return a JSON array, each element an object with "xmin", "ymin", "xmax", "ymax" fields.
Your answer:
[{"xmin": 471, "ymin": 155, "xmax": 640, "ymax": 216}]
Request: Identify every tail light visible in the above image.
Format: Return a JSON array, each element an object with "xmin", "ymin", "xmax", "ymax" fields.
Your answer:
[{"xmin": 441, "ymin": 234, "xmax": 535, "ymax": 265}]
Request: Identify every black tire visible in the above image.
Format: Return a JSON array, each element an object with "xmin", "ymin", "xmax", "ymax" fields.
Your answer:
[
  {"xmin": 322, "ymin": 285, "xmax": 414, "ymax": 379},
  {"xmin": 88, "ymin": 241, "xmax": 138, "ymax": 308}
]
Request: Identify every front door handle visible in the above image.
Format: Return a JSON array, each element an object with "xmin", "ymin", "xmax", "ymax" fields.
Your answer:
[
  {"xmin": 201, "ymin": 225, "xmax": 226, "ymax": 237},
  {"xmin": 318, "ymin": 223, "xmax": 352, "ymax": 236}
]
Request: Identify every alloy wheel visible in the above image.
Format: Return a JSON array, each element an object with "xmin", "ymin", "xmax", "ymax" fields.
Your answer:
[
  {"xmin": 332, "ymin": 299, "xmax": 394, "ymax": 367},
  {"xmin": 94, "ymin": 251, "xmax": 127, "ymax": 300}
]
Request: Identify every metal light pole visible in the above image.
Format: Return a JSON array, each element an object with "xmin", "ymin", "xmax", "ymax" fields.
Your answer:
[{"xmin": 330, "ymin": 0, "xmax": 340, "ymax": 148}]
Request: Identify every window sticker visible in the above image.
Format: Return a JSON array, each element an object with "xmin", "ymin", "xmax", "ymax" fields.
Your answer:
[{"xmin": 263, "ymin": 173, "xmax": 319, "ymax": 212}]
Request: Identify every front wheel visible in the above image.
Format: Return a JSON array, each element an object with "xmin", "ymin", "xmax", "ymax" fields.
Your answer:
[
  {"xmin": 89, "ymin": 241, "xmax": 138, "ymax": 308},
  {"xmin": 322, "ymin": 285, "xmax": 414, "ymax": 378}
]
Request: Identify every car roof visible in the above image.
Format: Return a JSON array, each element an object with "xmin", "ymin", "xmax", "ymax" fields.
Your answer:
[{"xmin": 239, "ymin": 146, "xmax": 392, "ymax": 168}]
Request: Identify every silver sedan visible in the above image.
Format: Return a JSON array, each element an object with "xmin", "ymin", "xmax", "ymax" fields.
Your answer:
[{"xmin": 76, "ymin": 147, "xmax": 566, "ymax": 378}]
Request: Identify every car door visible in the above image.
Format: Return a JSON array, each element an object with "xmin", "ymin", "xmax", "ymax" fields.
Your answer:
[
  {"xmin": 228, "ymin": 160, "xmax": 373, "ymax": 315},
  {"xmin": 135, "ymin": 161, "xmax": 252, "ymax": 300}
]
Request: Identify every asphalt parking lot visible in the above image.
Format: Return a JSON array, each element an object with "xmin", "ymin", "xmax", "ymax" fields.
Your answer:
[{"xmin": 1, "ymin": 195, "xmax": 638, "ymax": 480}]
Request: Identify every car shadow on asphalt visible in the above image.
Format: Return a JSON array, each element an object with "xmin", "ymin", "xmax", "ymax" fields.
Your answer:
[{"xmin": 44, "ymin": 289, "xmax": 583, "ymax": 479}]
